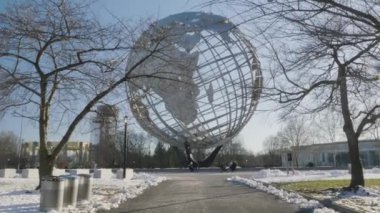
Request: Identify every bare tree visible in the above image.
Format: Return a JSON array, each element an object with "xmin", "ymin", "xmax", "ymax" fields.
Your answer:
[
  {"xmin": 369, "ymin": 122, "xmax": 380, "ymax": 140},
  {"xmin": 263, "ymin": 134, "xmax": 284, "ymax": 166},
  {"xmin": 212, "ymin": 0, "xmax": 380, "ymax": 187},
  {"xmin": 127, "ymin": 131, "xmax": 149, "ymax": 168},
  {"xmin": 279, "ymin": 118, "xmax": 311, "ymax": 168},
  {"xmin": 0, "ymin": 0, "xmax": 170, "ymax": 188},
  {"xmin": 0, "ymin": 131, "xmax": 18, "ymax": 168},
  {"xmin": 263, "ymin": 131, "xmax": 291, "ymax": 153},
  {"xmin": 313, "ymin": 109, "xmax": 343, "ymax": 143},
  {"xmin": 215, "ymin": 137, "xmax": 248, "ymax": 166}
]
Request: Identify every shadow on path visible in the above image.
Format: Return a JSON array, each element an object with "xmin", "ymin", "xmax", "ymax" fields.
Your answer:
[{"xmin": 125, "ymin": 191, "xmax": 256, "ymax": 212}]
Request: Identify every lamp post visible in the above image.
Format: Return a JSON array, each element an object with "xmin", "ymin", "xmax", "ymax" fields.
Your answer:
[{"xmin": 123, "ymin": 116, "xmax": 128, "ymax": 178}]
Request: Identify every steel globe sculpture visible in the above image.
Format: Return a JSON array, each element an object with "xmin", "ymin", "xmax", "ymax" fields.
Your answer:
[{"xmin": 127, "ymin": 12, "xmax": 262, "ymax": 168}]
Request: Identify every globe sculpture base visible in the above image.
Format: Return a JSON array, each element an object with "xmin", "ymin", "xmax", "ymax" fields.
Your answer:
[{"xmin": 183, "ymin": 142, "xmax": 223, "ymax": 172}]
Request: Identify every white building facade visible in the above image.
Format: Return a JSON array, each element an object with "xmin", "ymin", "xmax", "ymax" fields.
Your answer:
[
  {"xmin": 21, "ymin": 141, "xmax": 91, "ymax": 168},
  {"xmin": 281, "ymin": 139, "xmax": 380, "ymax": 168}
]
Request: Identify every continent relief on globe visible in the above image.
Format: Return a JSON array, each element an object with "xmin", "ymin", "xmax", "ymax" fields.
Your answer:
[{"xmin": 129, "ymin": 40, "xmax": 200, "ymax": 125}]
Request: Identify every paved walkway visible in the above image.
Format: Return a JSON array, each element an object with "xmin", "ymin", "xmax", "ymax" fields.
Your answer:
[{"xmin": 103, "ymin": 172, "xmax": 304, "ymax": 213}]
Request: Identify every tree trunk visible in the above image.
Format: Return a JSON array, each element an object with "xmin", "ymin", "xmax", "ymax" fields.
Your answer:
[
  {"xmin": 37, "ymin": 78, "xmax": 54, "ymax": 190},
  {"xmin": 36, "ymin": 148, "xmax": 55, "ymax": 190},
  {"xmin": 338, "ymin": 65, "xmax": 364, "ymax": 187},
  {"xmin": 347, "ymin": 136, "xmax": 364, "ymax": 187}
]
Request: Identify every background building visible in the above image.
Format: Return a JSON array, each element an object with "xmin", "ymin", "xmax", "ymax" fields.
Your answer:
[
  {"xmin": 91, "ymin": 104, "xmax": 120, "ymax": 167},
  {"xmin": 282, "ymin": 139, "xmax": 380, "ymax": 168},
  {"xmin": 21, "ymin": 141, "xmax": 91, "ymax": 168}
]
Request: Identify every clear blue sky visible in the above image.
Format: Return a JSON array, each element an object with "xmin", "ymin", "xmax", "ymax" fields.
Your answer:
[{"xmin": 0, "ymin": 0, "xmax": 282, "ymax": 153}]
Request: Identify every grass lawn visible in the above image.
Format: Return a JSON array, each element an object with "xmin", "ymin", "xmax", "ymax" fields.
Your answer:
[{"xmin": 276, "ymin": 179, "xmax": 380, "ymax": 193}]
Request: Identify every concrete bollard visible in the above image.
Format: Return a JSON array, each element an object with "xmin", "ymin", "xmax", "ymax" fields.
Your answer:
[
  {"xmin": 0, "ymin": 169, "xmax": 16, "ymax": 178},
  {"xmin": 40, "ymin": 176, "xmax": 65, "ymax": 212},
  {"xmin": 22, "ymin": 169, "xmax": 39, "ymax": 178},
  {"xmin": 116, "ymin": 169, "xmax": 134, "ymax": 180},
  {"xmin": 69, "ymin": 169, "xmax": 90, "ymax": 175},
  {"xmin": 60, "ymin": 175, "xmax": 79, "ymax": 207},
  {"xmin": 77, "ymin": 174, "xmax": 92, "ymax": 201},
  {"xmin": 93, "ymin": 169, "xmax": 113, "ymax": 179},
  {"xmin": 53, "ymin": 168, "xmax": 67, "ymax": 176}
]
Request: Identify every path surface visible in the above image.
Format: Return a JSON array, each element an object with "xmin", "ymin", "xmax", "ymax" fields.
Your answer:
[{"xmin": 104, "ymin": 172, "xmax": 303, "ymax": 213}]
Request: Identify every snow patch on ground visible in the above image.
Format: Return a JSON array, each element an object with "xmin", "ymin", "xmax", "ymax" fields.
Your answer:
[
  {"xmin": 229, "ymin": 168, "xmax": 380, "ymax": 213},
  {"xmin": 0, "ymin": 172, "xmax": 167, "ymax": 212},
  {"xmin": 251, "ymin": 168, "xmax": 380, "ymax": 183},
  {"xmin": 227, "ymin": 176, "xmax": 335, "ymax": 212},
  {"xmin": 321, "ymin": 185, "xmax": 380, "ymax": 213}
]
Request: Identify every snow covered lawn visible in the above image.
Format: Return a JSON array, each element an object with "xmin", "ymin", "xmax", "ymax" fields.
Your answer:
[
  {"xmin": 0, "ymin": 172, "xmax": 167, "ymax": 212},
  {"xmin": 228, "ymin": 168, "xmax": 380, "ymax": 213}
]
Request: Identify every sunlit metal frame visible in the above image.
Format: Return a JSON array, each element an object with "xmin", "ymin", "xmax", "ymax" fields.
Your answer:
[{"xmin": 126, "ymin": 12, "xmax": 262, "ymax": 150}]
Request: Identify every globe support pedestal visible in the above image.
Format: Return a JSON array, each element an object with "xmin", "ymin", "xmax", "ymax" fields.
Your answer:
[{"xmin": 184, "ymin": 141, "xmax": 223, "ymax": 171}]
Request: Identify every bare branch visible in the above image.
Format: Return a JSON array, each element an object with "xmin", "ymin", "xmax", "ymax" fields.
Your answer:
[{"xmin": 356, "ymin": 105, "xmax": 380, "ymax": 137}]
